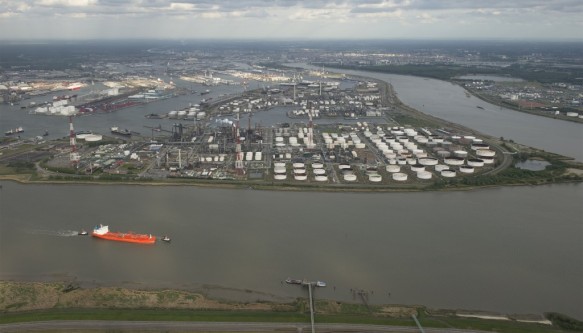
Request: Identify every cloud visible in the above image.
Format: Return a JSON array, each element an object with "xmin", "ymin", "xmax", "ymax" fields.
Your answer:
[{"xmin": 0, "ymin": 0, "xmax": 581, "ymax": 39}]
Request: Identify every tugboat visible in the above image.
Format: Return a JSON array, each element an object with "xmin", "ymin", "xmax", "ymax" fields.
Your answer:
[
  {"xmin": 4, "ymin": 127, "xmax": 24, "ymax": 136},
  {"xmin": 78, "ymin": 230, "xmax": 88, "ymax": 236},
  {"xmin": 161, "ymin": 236, "xmax": 171, "ymax": 243}
]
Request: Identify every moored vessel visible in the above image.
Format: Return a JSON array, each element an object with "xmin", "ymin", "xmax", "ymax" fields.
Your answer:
[{"xmin": 92, "ymin": 224, "xmax": 156, "ymax": 244}]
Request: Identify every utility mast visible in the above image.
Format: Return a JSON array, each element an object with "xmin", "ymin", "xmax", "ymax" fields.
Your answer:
[
  {"xmin": 234, "ymin": 113, "xmax": 244, "ymax": 173},
  {"xmin": 68, "ymin": 116, "xmax": 80, "ymax": 166},
  {"xmin": 306, "ymin": 112, "xmax": 315, "ymax": 149}
]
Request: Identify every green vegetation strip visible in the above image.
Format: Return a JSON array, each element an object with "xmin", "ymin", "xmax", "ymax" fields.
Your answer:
[{"xmin": 1, "ymin": 309, "xmax": 580, "ymax": 333}]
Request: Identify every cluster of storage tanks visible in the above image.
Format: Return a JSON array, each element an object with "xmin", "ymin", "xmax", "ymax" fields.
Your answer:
[
  {"xmin": 359, "ymin": 126, "xmax": 497, "ymax": 181},
  {"xmin": 168, "ymin": 106, "xmax": 205, "ymax": 120},
  {"xmin": 273, "ymin": 162, "xmax": 328, "ymax": 182},
  {"xmin": 34, "ymin": 100, "xmax": 77, "ymax": 116},
  {"xmin": 274, "ymin": 127, "xmax": 313, "ymax": 148},
  {"xmin": 198, "ymin": 155, "xmax": 226, "ymax": 163}
]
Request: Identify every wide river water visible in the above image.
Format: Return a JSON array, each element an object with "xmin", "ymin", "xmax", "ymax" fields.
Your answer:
[{"xmin": 1, "ymin": 68, "xmax": 582, "ymax": 318}]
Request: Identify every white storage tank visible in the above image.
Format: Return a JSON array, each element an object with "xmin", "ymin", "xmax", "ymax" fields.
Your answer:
[
  {"xmin": 343, "ymin": 174, "xmax": 357, "ymax": 181},
  {"xmin": 338, "ymin": 164, "xmax": 351, "ymax": 170},
  {"xmin": 312, "ymin": 163, "xmax": 324, "ymax": 169},
  {"xmin": 437, "ymin": 150, "xmax": 451, "ymax": 158},
  {"xmin": 467, "ymin": 158, "xmax": 484, "ymax": 167},
  {"xmin": 274, "ymin": 174, "xmax": 287, "ymax": 180},
  {"xmin": 454, "ymin": 150, "xmax": 468, "ymax": 158},
  {"xmin": 417, "ymin": 171, "xmax": 432, "ymax": 180},
  {"xmin": 294, "ymin": 174, "xmax": 307, "ymax": 181},
  {"xmin": 471, "ymin": 143, "xmax": 489, "ymax": 150},
  {"xmin": 313, "ymin": 168, "xmax": 326, "ymax": 175},
  {"xmin": 274, "ymin": 166, "xmax": 286, "ymax": 174},
  {"xmin": 410, "ymin": 164, "xmax": 425, "ymax": 172},
  {"xmin": 435, "ymin": 164, "xmax": 449, "ymax": 172},
  {"xmin": 85, "ymin": 134, "xmax": 102, "ymax": 142},
  {"xmin": 459, "ymin": 165, "xmax": 475, "ymax": 174},
  {"xmin": 274, "ymin": 162, "xmax": 286, "ymax": 167},
  {"xmin": 293, "ymin": 168, "xmax": 306, "ymax": 174},
  {"xmin": 386, "ymin": 165, "xmax": 400, "ymax": 173},
  {"xmin": 418, "ymin": 157, "xmax": 438, "ymax": 166},
  {"xmin": 392, "ymin": 173, "xmax": 408, "ymax": 181},
  {"xmin": 476, "ymin": 149, "xmax": 496, "ymax": 157},
  {"xmin": 255, "ymin": 152, "xmax": 262, "ymax": 161},
  {"xmin": 480, "ymin": 156, "xmax": 495, "ymax": 164},
  {"xmin": 314, "ymin": 175, "xmax": 328, "ymax": 182},
  {"xmin": 441, "ymin": 169, "xmax": 456, "ymax": 178},
  {"xmin": 293, "ymin": 162, "xmax": 305, "ymax": 168},
  {"xmin": 444, "ymin": 157, "xmax": 465, "ymax": 166},
  {"xmin": 369, "ymin": 174, "xmax": 382, "ymax": 182}
]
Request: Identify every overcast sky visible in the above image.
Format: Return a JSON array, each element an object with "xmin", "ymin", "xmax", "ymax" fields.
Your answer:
[{"xmin": 0, "ymin": 0, "xmax": 581, "ymax": 40}]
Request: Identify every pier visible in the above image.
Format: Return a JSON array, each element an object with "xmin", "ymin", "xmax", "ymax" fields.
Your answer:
[{"xmin": 285, "ymin": 278, "xmax": 326, "ymax": 333}]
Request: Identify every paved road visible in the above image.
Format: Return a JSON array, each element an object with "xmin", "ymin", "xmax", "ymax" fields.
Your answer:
[{"xmin": 0, "ymin": 320, "xmax": 498, "ymax": 333}]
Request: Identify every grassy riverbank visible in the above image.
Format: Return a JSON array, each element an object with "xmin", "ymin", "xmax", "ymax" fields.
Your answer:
[{"xmin": 1, "ymin": 281, "xmax": 579, "ymax": 333}]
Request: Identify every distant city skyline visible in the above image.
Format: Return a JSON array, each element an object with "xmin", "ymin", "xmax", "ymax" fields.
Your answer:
[{"xmin": 0, "ymin": 0, "xmax": 581, "ymax": 41}]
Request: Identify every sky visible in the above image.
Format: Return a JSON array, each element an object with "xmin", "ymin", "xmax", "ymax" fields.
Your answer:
[{"xmin": 0, "ymin": 0, "xmax": 581, "ymax": 40}]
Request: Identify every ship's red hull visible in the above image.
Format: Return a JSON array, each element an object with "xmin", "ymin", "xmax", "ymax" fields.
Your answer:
[{"xmin": 92, "ymin": 231, "xmax": 156, "ymax": 244}]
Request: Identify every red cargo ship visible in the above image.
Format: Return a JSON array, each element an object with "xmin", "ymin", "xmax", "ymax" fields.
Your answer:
[{"xmin": 92, "ymin": 224, "xmax": 156, "ymax": 244}]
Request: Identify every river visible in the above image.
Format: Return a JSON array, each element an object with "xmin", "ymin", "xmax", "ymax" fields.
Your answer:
[{"xmin": 1, "ymin": 68, "xmax": 582, "ymax": 319}]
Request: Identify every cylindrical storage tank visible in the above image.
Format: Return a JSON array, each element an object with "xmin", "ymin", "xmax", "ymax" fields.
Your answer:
[
  {"xmin": 419, "ymin": 157, "xmax": 438, "ymax": 166},
  {"xmin": 406, "ymin": 157, "xmax": 417, "ymax": 165},
  {"xmin": 566, "ymin": 112, "xmax": 579, "ymax": 117},
  {"xmin": 386, "ymin": 165, "xmax": 401, "ymax": 173},
  {"xmin": 463, "ymin": 135, "xmax": 476, "ymax": 141},
  {"xmin": 388, "ymin": 158, "xmax": 397, "ymax": 165},
  {"xmin": 245, "ymin": 152, "xmax": 253, "ymax": 161},
  {"xmin": 432, "ymin": 137, "xmax": 444, "ymax": 143},
  {"xmin": 417, "ymin": 171, "xmax": 432, "ymax": 180},
  {"xmin": 255, "ymin": 152, "xmax": 262, "ymax": 161},
  {"xmin": 343, "ymin": 174, "xmax": 357, "ymax": 182},
  {"xmin": 437, "ymin": 150, "xmax": 451, "ymax": 158},
  {"xmin": 274, "ymin": 166, "xmax": 286, "ymax": 174},
  {"xmin": 275, "ymin": 142, "xmax": 285, "ymax": 147},
  {"xmin": 441, "ymin": 169, "xmax": 456, "ymax": 178},
  {"xmin": 369, "ymin": 174, "xmax": 382, "ymax": 182},
  {"xmin": 415, "ymin": 136, "xmax": 428, "ymax": 144},
  {"xmin": 355, "ymin": 143, "xmax": 365, "ymax": 149},
  {"xmin": 392, "ymin": 173, "xmax": 408, "ymax": 181},
  {"xmin": 415, "ymin": 152, "xmax": 428, "ymax": 158},
  {"xmin": 293, "ymin": 168, "xmax": 306, "ymax": 174},
  {"xmin": 467, "ymin": 158, "xmax": 484, "ymax": 167},
  {"xmin": 480, "ymin": 156, "xmax": 495, "ymax": 164},
  {"xmin": 410, "ymin": 164, "xmax": 425, "ymax": 172},
  {"xmin": 338, "ymin": 164, "xmax": 351, "ymax": 170},
  {"xmin": 472, "ymin": 138, "xmax": 484, "ymax": 144},
  {"xmin": 444, "ymin": 157, "xmax": 465, "ymax": 166},
  {"xmin": 275, "ymin": 136, "xmax": 284, "ymax": 143},
  {"xmin": 384, "ymin": 152, "xmax": 397, "ymax": 159},
  {"xmin": 205, "ymin": 157, "xmax": 212, "ymax": 162},
  {"xmin": 454, "ymin": 150, "xmax": 468, "ymax": 158},
  {"xmin": 471, "ymin": 143, "xmax": 489, "ymax": 150},
  {"xmin": 292, "ymin": 162, "xmax": 305, "ymax": 168},
  {"xmin": 313, "ymin": 168, "xmax": 326, "ymax": 175},
  {"xmin": 274, "ymin": 162, "xmax": 286, "ymax": 167},
  {"xmin": 451, "ymin": 135, "xmax": 461, "ymax": 141},
  {"xmin": 84, "ymin": 134, "xmax": 103, "ymax": 142},
  {"xmin": 312, "ymin": 162, "xmax": 324, "ymax": 169},
  {"xmin": 294, "ymin": 174, "xmax": 307, "ymax": 181},
  {"xmin": 274, "ymin": 174, "xmax": 287, "ymax": 180},
  {"xmin": 476, "ymin": 149, "xmax": 496, "ymax": 157},
  {"xmin": 397, "ymin": 158, "xmax": 407, "ymax": 165},
  {"xmin": 314, "ymin": 175, "xmax": 328, "ymax": 182},
  {"xmin": 460, "ymin": 165, "xmax": 475, "ymax": 174},
  {"xmin": 289, "ymin": 137, "xmax": 298, "ymax": 144},
  {"xmin": 435, "ymin": 164, "xmax": 449, "ymax": 172},
  {"xmin": 213, "ymin": 156, "xmax": 219, "ymax": 162}
]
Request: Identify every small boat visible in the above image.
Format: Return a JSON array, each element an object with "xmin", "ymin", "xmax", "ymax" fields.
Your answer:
[
  {"xmin": 161, "ymin": 236, "xmax": 171, "ymax": 242},
  {"xmin": 5, "ymin": 127, "xmax": 24, "ymax": 136},
  {"xmin": 316, "ymin": 281, "xmax": 327, "ymax": 287},
  {"xmin": 78, "ymin": 230, "xmax": 88, "ymax": 236},
  {"xmin": 476, "ymin": 106, "xmax": 485, "ymax": 110},
  {"xmin": 285, "ymin": 278, "xmax": 303, "ymax": 285}
]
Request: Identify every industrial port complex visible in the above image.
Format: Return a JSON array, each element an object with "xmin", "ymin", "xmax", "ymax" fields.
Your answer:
[{"xmin": 1, "ymin": 41, "xmax": 581, "ymax": 190}]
